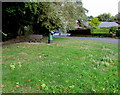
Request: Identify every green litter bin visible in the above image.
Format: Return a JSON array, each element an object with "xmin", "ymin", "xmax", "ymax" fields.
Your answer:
[{"xmin": 48, "ymin": 31, "xmax": 54, "ymax": 43}]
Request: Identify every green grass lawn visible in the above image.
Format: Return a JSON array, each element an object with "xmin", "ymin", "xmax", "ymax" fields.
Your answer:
[{"xmin": 2, "ymin": 38, "xmax": 118, "ymax": 93}]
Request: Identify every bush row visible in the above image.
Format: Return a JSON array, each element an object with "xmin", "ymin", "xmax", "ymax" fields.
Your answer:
[
  {"xmin": 68, "ymin": 28, "xmax": 120, "ymax": 37},
  {"xmin": 92, "ymin": 29, "xmax": 110, "ymax": 34},
  {"xmin": 68, "ymin": 29, "xmax": 91, "ymax": 36}
]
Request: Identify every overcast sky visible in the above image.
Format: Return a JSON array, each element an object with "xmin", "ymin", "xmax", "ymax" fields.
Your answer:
[{"xmin": 82, "ymin": 0, "xmax": 119, "ymax": 17}]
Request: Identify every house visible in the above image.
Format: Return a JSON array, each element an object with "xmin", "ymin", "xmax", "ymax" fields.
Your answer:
[
  {"xmin": 98, "ymin": 22, "xmax": 120, "ymax": 28},
  {"xmin": 83, "ymin": 22, "xmax": 120, "ymax": 28}
]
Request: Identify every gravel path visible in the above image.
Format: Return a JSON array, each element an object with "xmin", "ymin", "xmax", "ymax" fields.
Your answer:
[{"xmin": 55, "ymin": 36, "xmax": 120, "ymax": 44}]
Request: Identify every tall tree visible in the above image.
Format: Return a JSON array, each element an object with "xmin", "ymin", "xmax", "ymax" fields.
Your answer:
[
  {"xmin": 59, "ymin": 1, "xmax": 88, "ymax": 30},
  {"xmin": 2, "ymin": 1, "xmax": 87, "ymax": 40},
  {"xmin": 97, "ymin": 13, "xmax": 115, "ymax": 22},
  {"xmin": 3, "ymin": 2, "xmax": 26, "ymax": 37}
]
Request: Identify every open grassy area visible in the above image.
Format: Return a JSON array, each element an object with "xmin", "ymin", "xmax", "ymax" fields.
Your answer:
[{"xmin": 2, "ymin": 38, "xmax": 118, "ymax": 93}]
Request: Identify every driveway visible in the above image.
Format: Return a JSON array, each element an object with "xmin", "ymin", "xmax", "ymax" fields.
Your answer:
[{"xmin": 55, "ymin": 36, "xmax": 119, "ymax": 44}]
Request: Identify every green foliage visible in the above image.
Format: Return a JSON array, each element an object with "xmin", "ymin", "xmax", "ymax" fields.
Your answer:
[
  {"xmin": 23, "ymin": 25, "xmax": 34, "ymax": 35},
  {"xmin": 92, "ymin": 29, "xmax": 110, "ymax": 34},
  {"xmin": 87, "ymin": 16, "xmax": 93, "ymax": 21},
  {"xmin": 91, "ymin": 28, "xmax": 113, "ymax": 37},
  {"xmin": 2, "ymin": 1, "xmax": 87, "ymax": 40},
  {"xmin": 116, "ymin": 29, "xmax": 120, "ymax": 37},
  {"xmin": 57, "ymin": 1, "xmax": 87, "ymax": 30},
  {"xmin": 109, "ymin": 27, "xmax": 118, "ymax": 33},
  {"xmin": 88, "ymin": 17, "xmax": 101, "ymax": 29},
  {"xmin": 37, "ymin": 2, "xmax": 62, "ymax": 31},
  {"xmin": 68, "ymin": 28, "xmax": 114, "ymax": 37},
  {"xmin": 2, "ymin": 2, "xmax": 34, "ymax": 40},
  {"xmin": 97, "ymin": 13, "xmax": 115, "ymax": 22}
]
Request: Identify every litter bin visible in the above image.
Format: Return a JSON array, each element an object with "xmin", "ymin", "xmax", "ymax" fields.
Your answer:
[{"xmin": 48, "ymin": 31, "xmax": 54, "ymax": 43}]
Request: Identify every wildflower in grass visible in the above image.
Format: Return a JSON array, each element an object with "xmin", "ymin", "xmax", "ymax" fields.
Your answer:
[
  {"xmin": 69, "ymin": 85, "xmax": 75, "ymax": 89},
  {"xmin": 39, "ymin": 56, "xmax": 42, "ymax": 58},
  {"xmin": 92, "ymin": 89, "xmax": 96, "ymax": 92},
  {"xmin": 103, "ymin": 88, "xmax": 105, "ymax": 90},
  {"xmin": 16, "ymin": 85, "xmax": 19, "ymax": 87},
  {"xmin": 57, "ymin": 75, "xmax": 60, "ymax": 77},
  {"xmin": 41, "ymin": 84, "xmax": 46, "ymax": 88},
  {"xmin": 16, "ymin": 82, "xmax": 19, "ymax": 85},
  {"xmin": 10, "ymin": 63, "xmax": 15, "ymax": 70},
  {"xmin": 15, "ymin": 82, "xmax": 20, "ymax": 87}
]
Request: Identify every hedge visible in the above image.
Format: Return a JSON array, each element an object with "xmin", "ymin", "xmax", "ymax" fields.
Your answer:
[
  {"xmin": 91, "ymin": 29, "xmax": 110, "ymax": 34},
  {"xmin": 116, "ymin": 29, "xmax": 120, "ymax": 37},
  {"xmin": 68, "ymin": 29, "xmax": 91, "ymax": 36}
]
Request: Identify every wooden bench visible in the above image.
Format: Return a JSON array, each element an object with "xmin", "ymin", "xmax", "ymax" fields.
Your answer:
[{"xmin": 28, "ymin": 35, "xmax": 43, "ymax": 42}]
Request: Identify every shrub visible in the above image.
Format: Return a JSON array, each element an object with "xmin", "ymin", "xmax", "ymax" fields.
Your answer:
[
  {"xmin": 92, "ymin": 29, "xmax": 110, "ymax": 34},
  {"xmin": 109, "ymin": 27, "xmax": 118, "ymax": 33},
  {"xmin": 91, "ymin": 34, "xmax": 112, "ymax": 37},
  {"xmin": 116, "ymin": 29, "xmax": 120, "ymax": 37},
  {"xmin": 88, "ymin": 17, "xmax": 101, "ymax": 28}
]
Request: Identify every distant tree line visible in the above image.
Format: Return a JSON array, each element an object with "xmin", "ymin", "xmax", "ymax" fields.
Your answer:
[
  {"xmin": 88, "ymin": 13, "xmax": 119, "ymax": 22},
  {"xmin": 97, "ymin": 13, "xmax": 115, "ymax": 22}
]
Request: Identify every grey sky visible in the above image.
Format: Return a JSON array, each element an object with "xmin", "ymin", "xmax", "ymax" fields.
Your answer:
[{"xmin": 82, "ymin": 0, "xmax": 119, "ymax": 16}]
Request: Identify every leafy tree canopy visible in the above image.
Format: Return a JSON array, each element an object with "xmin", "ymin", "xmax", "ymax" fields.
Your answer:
[
  {"xmin": 88, "ymin": 17, "xmax": 101, "ymax": 29},
  {"xmin": 2, "ymin": 1, "xmax": 87, "ymax": 40},
  {"xmin": 97, "ymin": 13, "xmax": 115, "ymax": 22}
]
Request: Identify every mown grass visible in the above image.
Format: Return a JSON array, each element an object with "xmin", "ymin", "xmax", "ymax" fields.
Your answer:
[{"xmin": 2, "ymin": 38, "xmax": 118, "ymax": 93}]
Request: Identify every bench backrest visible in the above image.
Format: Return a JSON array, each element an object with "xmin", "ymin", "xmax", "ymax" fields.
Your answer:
[{"xmin": 28, "ymin": 35, "xmax": 43, "ymax": 40}]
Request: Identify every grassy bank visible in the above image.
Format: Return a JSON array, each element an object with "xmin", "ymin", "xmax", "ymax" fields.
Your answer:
[{"xmin": 2, "ymin": 38, "xmax": 118, "ymax": 93}]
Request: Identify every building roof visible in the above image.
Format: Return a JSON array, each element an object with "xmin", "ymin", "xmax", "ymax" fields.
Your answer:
[{"xmin": 83, "ymin": 22, "xmax": 120, "ymax": 28}]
